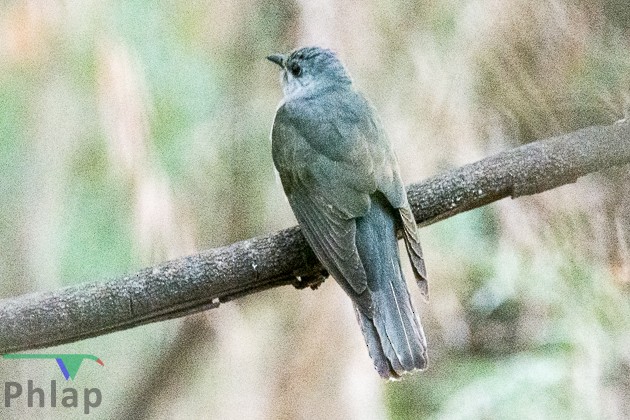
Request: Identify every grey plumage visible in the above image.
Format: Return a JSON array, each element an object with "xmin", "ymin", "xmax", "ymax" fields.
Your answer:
[{"xmin": 268, "ymin": 47, "xmax": 428, "ymax": 378}]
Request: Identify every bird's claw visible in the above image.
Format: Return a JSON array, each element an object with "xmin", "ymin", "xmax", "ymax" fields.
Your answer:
[{"xmin": 292, "ymin": 269, "xmax": 329, "ymax": 290}]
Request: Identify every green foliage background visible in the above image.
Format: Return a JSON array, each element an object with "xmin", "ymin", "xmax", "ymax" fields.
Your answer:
[{"xmin": 0, "ymin": 0, "xmax": 629, "ymax": 418}]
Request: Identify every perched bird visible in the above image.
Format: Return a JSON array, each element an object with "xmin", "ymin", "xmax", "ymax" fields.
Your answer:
[{"xmin": 268, "ymin": 46, "xmax": 428, "ymax": 378}]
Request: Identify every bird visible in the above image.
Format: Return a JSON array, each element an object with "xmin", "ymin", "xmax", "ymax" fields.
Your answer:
[{"xmin": 267, "ymin": 46, "xmax": 428, "ymax": 378}]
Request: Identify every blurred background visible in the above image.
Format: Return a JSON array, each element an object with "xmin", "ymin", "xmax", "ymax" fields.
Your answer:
[{"xmin": 0, "ymin": 0, "xmax": 629, "ymax": 418}]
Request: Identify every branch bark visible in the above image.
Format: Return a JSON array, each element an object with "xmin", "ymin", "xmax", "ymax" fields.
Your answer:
[{"xmin": 1, "ymin": 121, "xmax": 629, "ymax": 353}]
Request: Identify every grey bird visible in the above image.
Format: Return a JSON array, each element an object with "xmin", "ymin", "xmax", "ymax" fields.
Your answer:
[{"xmin": 267, "ymin": 46, "xmax": 428, "ymax": 378}]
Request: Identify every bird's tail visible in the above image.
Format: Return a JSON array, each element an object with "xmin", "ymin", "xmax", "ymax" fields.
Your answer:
[{"xmin": 354, "ymin": 193, "xmax": 427, "ymax": 378}]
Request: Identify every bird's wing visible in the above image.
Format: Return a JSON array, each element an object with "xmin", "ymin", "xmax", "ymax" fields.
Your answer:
[
  {"xmin": 399, "ymin": 201, "xmax": 428, "ymax": 296},
  {"xmin": 338, "ymin": 96, "xmax": 429, "ymax": 296},
  {"xmin": 272, "ymin": 101, "xmax": 380, "ymax": 311},
  {"xmin": 287, "ymin": 188, "xmax": 372, "ymax": 311},
  {"xmin": 370, "ymin": 121, "xmax": 428, "ymax": 296}
]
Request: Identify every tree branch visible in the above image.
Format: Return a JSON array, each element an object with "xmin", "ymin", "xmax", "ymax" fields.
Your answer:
[{"xmin": 1, "ymin": 121, "xmax": 629, "ymax": 353}]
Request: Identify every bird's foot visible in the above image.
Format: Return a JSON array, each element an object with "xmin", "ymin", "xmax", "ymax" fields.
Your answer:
[{"xmin": 292, "ymin": 269, "xmax": 328, "ymax": 290}]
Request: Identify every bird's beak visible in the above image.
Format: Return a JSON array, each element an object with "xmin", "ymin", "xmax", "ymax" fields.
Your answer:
[{"xmin": 266, "ymin": 53, "xmax": 286, "ymax": 68}]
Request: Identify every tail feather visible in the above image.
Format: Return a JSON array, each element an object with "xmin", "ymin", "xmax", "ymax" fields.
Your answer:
[
  {"xmin": 353, "ymin": 258, "xmax": 427, "ymax": 378},
  {"xmin": 355, "ymin": 307, "xmax": 402, "ymax": 379},
  {"xmin": 355, "ymin": 193, "xmax": 428, "ymax": 378}
]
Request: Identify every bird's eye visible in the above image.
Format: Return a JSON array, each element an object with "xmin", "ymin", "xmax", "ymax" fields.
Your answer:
[{"xmin": 289, "ymin": 62, "xmax": 302, "ymax": 77}]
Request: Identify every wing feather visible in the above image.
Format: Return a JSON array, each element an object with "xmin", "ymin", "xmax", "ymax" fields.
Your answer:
[
  {"xmin": 400, "ymin": 205, "xmax": 428, "ymax": 297},
  {"xmin": 289, "ymin": 189, "xmax": 372, "ymax": 312}
]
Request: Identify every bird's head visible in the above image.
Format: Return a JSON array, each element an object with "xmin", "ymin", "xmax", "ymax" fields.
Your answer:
[{"xmin": 267, "ymin": 46, "xmax": 352, "ymax": 99}]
